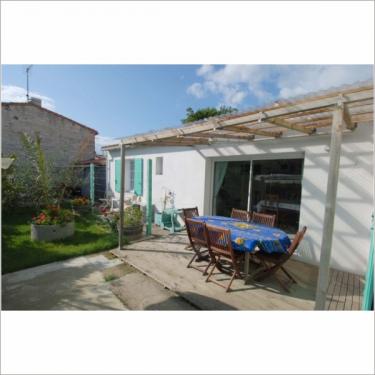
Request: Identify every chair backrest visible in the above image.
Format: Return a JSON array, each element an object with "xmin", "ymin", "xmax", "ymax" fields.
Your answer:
[
  {"xmin": 231, "ymin": 208, "xmax": 251, "ymax": 222},
  {"xmin": 183, "ymin": 207, "xmax": 199, "ymax": 222},
  {"xmin": 205, "ymin": 224, "xmax": 235, "ymax": 260},
  {"xmin": 252, "ymin": 212, "xmax": 276, "ymax": 227},
  {"xmin": 287, "ymin": 226, "xmax": 307, "ymax": 256},
  {"xmin": 185, "ymin": 218, "xmax": 207, "ymax": 247}
]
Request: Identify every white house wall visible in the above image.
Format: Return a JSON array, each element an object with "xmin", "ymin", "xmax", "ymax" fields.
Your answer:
[
  {"xmin": 106, "ymin": 122, "xmax": 373, "ymax": 275},
  {"xmin": 107, "ymin": 146, "xmax": 208, "ymax": 213}
]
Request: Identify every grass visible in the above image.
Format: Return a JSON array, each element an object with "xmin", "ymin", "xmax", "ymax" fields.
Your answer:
[
  {"xmin": 104, "ymin": 274, "xmax": 117, "ymax": 282},
  {"xmin": 2, "ymin": 209, "xmax": 123, "ymax": 274}
]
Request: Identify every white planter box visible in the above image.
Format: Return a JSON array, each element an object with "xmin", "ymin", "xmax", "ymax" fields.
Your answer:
[{"xmin": 31, "ymin": 222, "xmax": 75, "ymax": 242}]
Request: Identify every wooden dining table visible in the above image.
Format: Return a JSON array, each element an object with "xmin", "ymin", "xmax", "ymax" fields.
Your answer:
[{"xmin": 195, "ymin": 215, "xmax": 291, "ymax": 279}]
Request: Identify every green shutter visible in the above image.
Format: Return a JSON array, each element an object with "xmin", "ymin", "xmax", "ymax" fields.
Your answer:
[
  {"xmin": 115, "ymin": 159, "xmax": 121, "ymax": 193},
  {"xmin": 134, "ymin": 158, "xmax": 143, "ymax": 196}
]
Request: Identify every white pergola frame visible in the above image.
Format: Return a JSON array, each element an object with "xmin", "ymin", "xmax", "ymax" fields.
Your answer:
[{"xmin": 104, "ymin": 83, "xmax": 374, "ymax": 310}]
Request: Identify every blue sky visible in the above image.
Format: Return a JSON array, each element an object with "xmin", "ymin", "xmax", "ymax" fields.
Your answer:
[{"xmin": 2, "ymin": 64, "xmax": 372, "ymax": 150}]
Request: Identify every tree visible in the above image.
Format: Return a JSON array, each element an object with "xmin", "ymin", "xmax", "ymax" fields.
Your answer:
[{"xmin": 181, "ymin": 106, "xmax": 237, "ymax": 124}]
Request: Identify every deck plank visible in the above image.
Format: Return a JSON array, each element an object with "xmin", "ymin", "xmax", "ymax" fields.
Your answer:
[
  {"xmin": 352, "ymin": 274, "xmax": 361, "ymax": 310},
  {"xmin": 344, "ymin": 272, "xmax": 354, "ymax": 310},
  {"xmin": 327, "ymin": 269, "xmax": 338, "ymax": 310},
  {"xmin": 329, "ymin": 269, "xmax": 344, "ymax": 310},
  {"xmin": 336, "ymin": 271, "xmax": 349, "ymax": 310}
]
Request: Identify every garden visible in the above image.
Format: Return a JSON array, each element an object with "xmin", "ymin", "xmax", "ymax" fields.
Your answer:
[
  {"xmin": 2, "ymin": 132, "xmax": 143, "ymax": 274},
  {"xmin": 2, "ymin": 208, "xmax": 119, "ymax": 274}
]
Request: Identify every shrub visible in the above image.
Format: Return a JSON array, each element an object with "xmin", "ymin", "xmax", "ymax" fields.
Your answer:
[
  {"xmin": 7, "ymin": 132, "xmax": 87, "ymax": 210},
  {"xmin": 1, "ymin": 156, "xmax": 21, "ymax": 212},
  {"xmin": 19, "ymin": 132, "xmax": 53, "ymax": 208}
]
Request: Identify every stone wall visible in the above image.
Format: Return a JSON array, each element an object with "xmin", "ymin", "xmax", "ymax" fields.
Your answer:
[{"xmin": 1, "ymin": 103, "xmax": 96, "ymax": 167}]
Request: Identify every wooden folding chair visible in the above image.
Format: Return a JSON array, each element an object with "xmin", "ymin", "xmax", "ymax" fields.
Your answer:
[
  {"xmin": 231, "ymin": 208, "xmax": 251, "ymax": 222},
  {"xmin": 251, "ymin": 226, "xmax": 307, "ymax": 291},
  {"xmin": 252, "ymin": 212, "xmax": 276, "ymax": 227},
  {"xmin": 185, "ymin": 218, "xmax": 210, "ymax": 275},
  {"xmin": 182, "ymin": 207, "xmax": 199, "ymax": 221},
  {"xmin": 204, "ymin": 224, "xmax": 244, "ymax": 292},
  {"xmin": 183, "ymin": 207, "xmax": 200, "ymax": 250}
]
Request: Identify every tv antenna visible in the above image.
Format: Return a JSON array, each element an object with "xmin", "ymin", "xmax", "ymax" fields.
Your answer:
[{"xmin": 26, "ymin": 65, "xmax": 33, "ymax": 101}]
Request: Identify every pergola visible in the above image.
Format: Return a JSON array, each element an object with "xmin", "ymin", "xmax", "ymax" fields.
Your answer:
[{"xmin": 109, "ymin": 82, "xmax": 374, "ymax": 310}]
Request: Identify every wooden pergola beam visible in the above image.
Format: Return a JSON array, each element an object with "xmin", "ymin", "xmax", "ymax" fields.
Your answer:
[
  {"xmin": 138, "ymin": 140, "xmax": 210, "ymax": 147},
  {"xmin": 343, "ymin": 103, "xmax": 356, "ymax": 130},
  {"xmin": 265, "ymin": 117, "xmax": 316, "ymax": 135},
  {"xmin": 226, "ymin": 124, "xmax": 282, "ymax": 138},
  {"xmin": 186, "ymin": 131, "xmax": 255, "ymax": 141}
]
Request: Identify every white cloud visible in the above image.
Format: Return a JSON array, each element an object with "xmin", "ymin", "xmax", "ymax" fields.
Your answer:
[
  {"xmin": 187, "ymin": 65, "xmax": 373, "ymax": 107},
  {"xmin": 186, "ymin": 82, "xmax": 205, "ymax": 98},
  {"xmin": 1, "ymin": 85, "xmax": 55, "ymax": 110},
  {"xmin": 196, "ymin": 64, "xmax": 214, "ymax": 76},
  {"xmin": 95, "ymin": 135, "xmax": 117, "ymax": 154},
  {"xmin": 276, "ymin": 65, "xmax": 374, "ymax": 99}
]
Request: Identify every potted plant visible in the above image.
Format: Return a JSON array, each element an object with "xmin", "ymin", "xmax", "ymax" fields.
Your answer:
[
  {"xmin": 122, "ymin": 205, "xmax": 143, "ymax": 238},
  {"xmin": 31, "ymin": 205, "xmax": 75, "ymax": 241},
  {"xmin": 71, "ymin": 196, "xmax": 91, "ymax": 213},
  {"xmin": 104, "ymin": 205, "xmax": 144, "ymax": 240}
]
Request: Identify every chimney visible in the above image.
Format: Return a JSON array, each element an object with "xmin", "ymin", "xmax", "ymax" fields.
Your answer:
[{"xmin": 29, "ymin": 97, "xmax": 42, "ymax": 107}]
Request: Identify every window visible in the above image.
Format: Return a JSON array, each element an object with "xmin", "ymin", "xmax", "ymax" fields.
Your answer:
[
  {"xmin": 156, "ymin": 157, "xmax": 163, "ymax": 175},
  {"xmin": 115, "ymin": 158, "xmax": 143, "ymax": 195}
]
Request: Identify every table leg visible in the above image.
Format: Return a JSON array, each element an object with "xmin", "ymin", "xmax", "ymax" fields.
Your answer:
[{"xmin": 244, "ymin": 252, "xmax": 250, "ymax": 284}]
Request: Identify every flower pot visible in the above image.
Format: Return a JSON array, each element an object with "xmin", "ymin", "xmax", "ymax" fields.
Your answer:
[
  {"xmin": 118, "ymin": 223, "xmax": 143, "ymax": 241},
  {"xmin": 31, "ymin": 221, "xmax": 75, "ymax": 242}
]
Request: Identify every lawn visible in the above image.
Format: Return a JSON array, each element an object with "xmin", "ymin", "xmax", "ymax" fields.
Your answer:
[{"xmin": 2, "ymin": 209, "xmax": 120, "ymax": 274}]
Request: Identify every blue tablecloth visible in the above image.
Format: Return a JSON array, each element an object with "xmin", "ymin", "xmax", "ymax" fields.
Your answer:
[{"xmin": 195, "ymin": 216, "xmax": 291, "ymax": 254}]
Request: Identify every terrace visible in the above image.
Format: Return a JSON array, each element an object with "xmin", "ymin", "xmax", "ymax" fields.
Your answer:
[{"xmin": 111, "ymin": 229, "xmax": 364, "ymax": 310}]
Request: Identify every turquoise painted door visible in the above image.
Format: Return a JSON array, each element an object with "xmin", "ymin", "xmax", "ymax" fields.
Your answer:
[
  {"xmin": 115, "ymin": 159, "xmax": 121, "ymax": 193},
  {"xmin": 134, "ymin": 158, "xmax": 143, "ymax": 196}
]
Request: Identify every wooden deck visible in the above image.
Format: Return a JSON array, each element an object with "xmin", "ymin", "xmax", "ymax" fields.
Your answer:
[
  {"xmin": 111, "ymin": 230, "xmax": 364, "ymax": 311},
  {"xmin": 326, "ymin": 268, "xmax": 363, "ymax": 310}
]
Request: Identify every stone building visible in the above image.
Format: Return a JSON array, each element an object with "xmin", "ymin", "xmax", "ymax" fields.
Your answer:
[{"xmin": 1, "ymin": 98, "xmax": 98, "ymax": 166}]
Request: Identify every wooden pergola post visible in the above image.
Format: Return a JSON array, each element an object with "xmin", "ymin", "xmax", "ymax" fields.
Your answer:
[
  {"xmin": 315, "ymin": 104, "xmax": 344, "ymax": 310},
  {"xmin": 89, "ymin": 162, "xmax": 95, "ymax": 207},
  {"xmin": 146, "ymin": 159, "xmax": 153, "ymax": 236},
  {"xmin": 118, "ymin": 143, "xmax": 126, "ymax": 249}
]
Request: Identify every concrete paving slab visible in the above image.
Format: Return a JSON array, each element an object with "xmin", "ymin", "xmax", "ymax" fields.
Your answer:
[
  {"xmin": 102, "ymin": 262, "xmax": 136, "ymax": 281},
  {"xmin": 2, "ymin": 253, "xmax": 127, "ymax": 310},
  {"xmin": 110, "ymin": 272, "xmax": 197, "ymax": 310}
]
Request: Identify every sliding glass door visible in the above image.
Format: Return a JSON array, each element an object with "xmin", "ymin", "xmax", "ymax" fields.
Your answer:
[
  {"xmin": 213, "ymin": 157, "xmax": 304, "ymax": 233},
  {"xmin": 250, "ymin": 159, "xmax": 304, "ymax": 233},
  {"xmin": 213, "ymin": 161, "xmax": 250, "ymax": 218}
]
